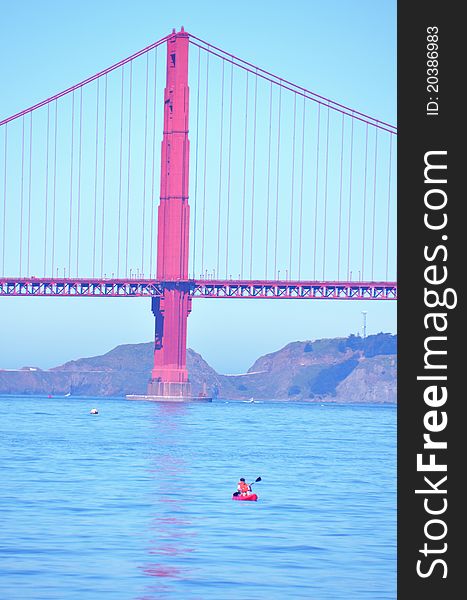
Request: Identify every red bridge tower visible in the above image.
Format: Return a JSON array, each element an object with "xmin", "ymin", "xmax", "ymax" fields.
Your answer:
[{"xmin": 147, "ymin": 28, "xmax": 197, "ymax": 399}]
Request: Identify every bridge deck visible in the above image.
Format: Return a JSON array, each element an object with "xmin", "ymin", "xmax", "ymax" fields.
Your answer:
[{"xmin": 0, "ymin": 278, "xmax": 397, "ymax": 300}]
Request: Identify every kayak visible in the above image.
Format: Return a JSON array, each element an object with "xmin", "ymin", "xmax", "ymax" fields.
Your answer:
[{"xmin": 232, "ymin": 493, "xmax": 258, "ymax": 501}]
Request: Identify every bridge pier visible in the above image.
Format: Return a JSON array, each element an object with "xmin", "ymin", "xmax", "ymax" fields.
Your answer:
[
  {"xmin": 128, "ymin": 287, "xmax": 211, "ymax": 402},
  {"xmin": 145, "ymin": 291, "xmax": 206, "ymax": 400}
]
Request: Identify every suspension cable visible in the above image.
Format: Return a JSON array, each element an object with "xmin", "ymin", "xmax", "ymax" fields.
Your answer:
[
  {"xmin": 265, "ymin": 82, "xmax": 273, "ymax": 279},
  {"xmin": 19, "ymin": 116, "xmax": 25, "ymax": 277},
  {"xmin": 0, "ymin": 35, "xmax": 169, "ymax": 127},
  {"xmin": 141, "ymin": 54, "xmax": 149, "ymax": 275},
  {"xmin": 346, "ymin": 115, "xmax": 355, "ymax": 280},
  {"xmin": 313, "ymin": 104, "xmax": 321, "ymax": 279},
  {"xmin": 249, "ymin": 71, "xmax": 258, "ymax": 279},
  {"xmin": 149, "ymin": 49, "xmax": 158, "ymax": 279},
  {"xmin": 100, "ymin": 74, "xmax": 108, "ymax": 278},
  {"xmin": 225, "ymin": 63, "xmax": 233, "ymax": 278},
  {"xmin": 43, "ymin": 106, "xmax": 50, "ymax": 276},
  {"xmin": 274, "ymin": 84, "xmax": 282, "ymax": 279},
  {"xmin": 117, "ymin": 66, "xmax": 125, "ymax": 277},
  {"xmin": 298, "ymin": 95, "xmax": 306, "ymax": 280},
  {"xmin": 337, "ymin": 113, "xmax": 345, "ymax": 279},
  {"xmin": 1, "ymin": 124, "xmax": 6, "ymax": 276},
  {"xmin": 289, "ymin": 93, "xmax": 297, "ymax": 279},
  {"xmin": 371, "ymin": 127, "xmax": 379, "ymax": 280},
  {"xmin": 322, "ymin": 104, "xmax": 330, "ymax": 280},
  {"xmin": 216, "ymin": 60, "xmax": 225, "ymax": 278},
  {"xmin": 68, "ymin": 91, "xmax": 75, "ymax": 277},
  {"xmin": 201, "ymin": 49, "xmax": 209, "ymax": 276},
  {"xmin": 188, "ymin": 36, "xmax": 396, "ymax": 135},
  {"xmin": 192, "ymin": 46, "xmax": 201, "ymax": 278},
  {"xmin": 386, "ymin": 135, "xmax": 393, "ymax": 279},
  {"xmin": 92, "ymin": 79, "xmax": 100, "ymax": 277},
  {"xmin": 125, "ymin": 61, "xmax": 133, "ymax": 277},
  {"xmin": 240, "ymin": 71, "xmax": 249, "ymax": 278},
  {"xmin": 51, "ymin": 101, "xmax": 58, "ymax": 277},
  {"xmin": 361, "ymin": 123, "xmax": 369, "ymax": 279},
  {"xmin": 76, "ymin": 87, "xmax": 83, "ymax": 277},
  {"xmin": 27, "ymin": 113, "xmax": 33, "ymax": 276}
]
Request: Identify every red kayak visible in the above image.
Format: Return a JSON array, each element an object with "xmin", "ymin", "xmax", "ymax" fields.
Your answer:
[{"xmin": 232, "ymin": 493, "xmax": 258, "ymax": 501}]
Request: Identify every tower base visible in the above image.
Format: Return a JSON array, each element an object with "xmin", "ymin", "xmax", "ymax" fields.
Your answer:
[
  {"xmin": 147, "ymin": 380, "xmax": 192, "ymax": 397},
  {"xmin": 126, "ymin": 380, "xmax": 212, "ymax": 402},
  {"xmin": 126, "ymin": 394, "xmax": 212, "ymax": 403}
]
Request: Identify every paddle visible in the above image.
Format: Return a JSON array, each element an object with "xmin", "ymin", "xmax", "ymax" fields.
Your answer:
[{"xmin": 233, "ymin": 477, "xmax": 261, "ymax": 496}]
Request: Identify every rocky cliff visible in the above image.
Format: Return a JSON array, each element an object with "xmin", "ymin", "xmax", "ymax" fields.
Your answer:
[
  {"xmin": 221, "ymin": 334, "xmax": 396, "ymax": 403},
  {"xmin": 0, "ymin": 333, "xmax": 396, "ymax": 402}
]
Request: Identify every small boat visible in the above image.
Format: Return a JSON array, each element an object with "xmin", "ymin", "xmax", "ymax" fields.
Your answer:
[
  {"xmin": 232, "ymin": 477, "xmax": 261, "ymax": 501},
  {"xmin": 232, "ymin": 492, "xmax": 258, "ymax": 501}
]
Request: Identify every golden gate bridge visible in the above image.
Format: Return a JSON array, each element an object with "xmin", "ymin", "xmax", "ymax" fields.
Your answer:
[{"xmin": 0, "ymin": 28, "xmax": 396, "ymax": 400}]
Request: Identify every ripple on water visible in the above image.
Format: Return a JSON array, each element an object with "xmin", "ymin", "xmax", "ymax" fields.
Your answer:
[{"xmin": 0, "ymin": 396, "xmax": 396, "ymax": 599}]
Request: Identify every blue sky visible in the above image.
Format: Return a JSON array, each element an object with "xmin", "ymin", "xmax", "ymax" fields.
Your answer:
[{"xmin": 0, "ymin": 0, "xmax": 396, "ymax": 373}]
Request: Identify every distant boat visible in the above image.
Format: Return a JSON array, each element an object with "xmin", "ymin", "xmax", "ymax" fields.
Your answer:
[{"xmin": 64, "ymin": 392, "xmax": 71, "ymax": 397}]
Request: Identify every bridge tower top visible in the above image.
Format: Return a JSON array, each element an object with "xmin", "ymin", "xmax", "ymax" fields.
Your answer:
[{"xmin": 156, "ymin": 26, "xmax": 190, "ymax": 280}]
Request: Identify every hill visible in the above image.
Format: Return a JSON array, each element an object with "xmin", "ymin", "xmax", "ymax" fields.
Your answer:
[{"xmin": 0, "ymin": 333, "xmax": 396, "ymax": 402}]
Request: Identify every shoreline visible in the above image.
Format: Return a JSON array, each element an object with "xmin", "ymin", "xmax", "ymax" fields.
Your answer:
[{"xmin": 0, "ymin": 393, "xmax": 396, "ymax": 406}]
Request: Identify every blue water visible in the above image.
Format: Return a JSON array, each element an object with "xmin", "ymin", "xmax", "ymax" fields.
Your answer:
[{"xmin": 0, "ymin": 396, "xmax": 396, "ymax": 599}]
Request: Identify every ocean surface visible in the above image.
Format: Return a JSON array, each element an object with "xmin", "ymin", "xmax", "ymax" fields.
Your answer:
[{"xmin": 0, "ymin": 396, "xmax": 396, "ymax": 599}]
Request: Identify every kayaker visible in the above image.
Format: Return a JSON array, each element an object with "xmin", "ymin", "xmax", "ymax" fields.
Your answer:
[{"xmin": 237, "ymin": 478, "xmax": 251, "ymax": 495}]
